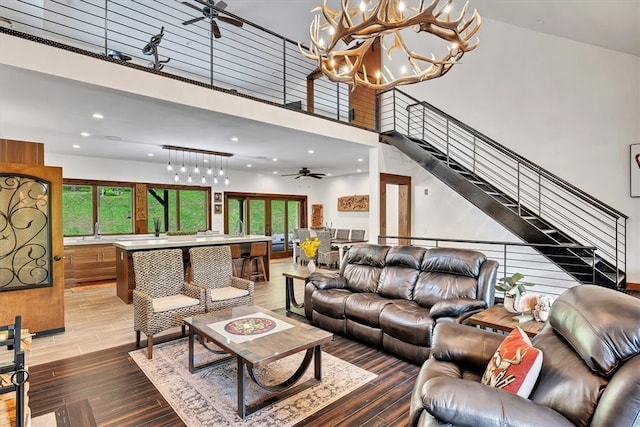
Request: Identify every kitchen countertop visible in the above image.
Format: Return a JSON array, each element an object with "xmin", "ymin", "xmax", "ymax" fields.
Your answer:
[{"xmin": 112, "ymin": 234, "xmax": 271, "ymax": 250}]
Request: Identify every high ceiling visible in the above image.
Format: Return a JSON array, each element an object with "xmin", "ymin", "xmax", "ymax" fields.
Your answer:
[{"xmin": 0, "ymin": 0, "xmax": 638, "ymax": 178}]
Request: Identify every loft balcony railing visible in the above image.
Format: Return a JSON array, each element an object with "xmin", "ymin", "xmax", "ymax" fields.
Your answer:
[
  {"xmin": 0, "ymin": 0, "xmax": 371, "ymax": 124},
  {"xmin": 377, "ymin": 89, "xmax": 628, "ymax": 285},
  {"xmin": 1, "ymin": 1, "xmax": 627, "ymax": 285},
  {"xmin": 378, "ymin": 235, "xmax": 598, "ymax": 298}
]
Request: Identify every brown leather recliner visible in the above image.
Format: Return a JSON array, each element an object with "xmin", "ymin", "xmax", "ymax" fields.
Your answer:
[
  {"xmin": 409, "ymin": 285, "xmax": 640, "ymax": 427},
  {"xmin": 304, "ymin": 244, "xmax": 499, "ymax": 364}
]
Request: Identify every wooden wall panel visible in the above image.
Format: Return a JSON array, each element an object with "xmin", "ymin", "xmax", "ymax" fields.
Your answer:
[{"xmin": 0, "ymin": 139, "xmax": 44, "ymax": 165}]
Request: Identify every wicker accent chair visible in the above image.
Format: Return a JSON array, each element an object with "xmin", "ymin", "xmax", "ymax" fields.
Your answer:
[
  {"xmin": 189, "ymin": 246, "xmax": 254, "ymax": 312},
  {"xmin": 132, "ymin": 249, "xmax": 205, "ymax": 359},
  {"xmin": 317, "ymin": 230, "xmax": 339, "ymax": 268}
]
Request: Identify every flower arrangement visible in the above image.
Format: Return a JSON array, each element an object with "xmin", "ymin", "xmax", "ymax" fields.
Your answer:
[{"xmin": 300, "ymin": 237, "xmax": 320, "ymax": 258}]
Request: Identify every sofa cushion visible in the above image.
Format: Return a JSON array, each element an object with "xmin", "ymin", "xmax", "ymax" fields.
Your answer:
[
  {"xmin": 311, "ymin": 288, "xmax": 352, "ymax": 319},
  {"xmin": 529, "ymin": 326, "xmax": 607, "ymax": 427},
  {"xmin": 377, "ymin": 246, "xmax": 425, "ymax": 300},
  {"xmin": 345, "ymin": 293, "xmax": 394, "ymax": 327},
  {"xmin": 548, "ymin": 284, "xmax": 640, "ymax": 378},
  {"xmin": 481, "ymin": 327, "xmax": 543, "ymax": 398},
  {"xmin": 208, "ymin": 286, "xmax": 249, "ymax": 302},
  {"xmin": 342, "ymin": 244, "xmax": 390, "ymax": 293},
  {"xmin": 152, "ymin": 294, "xmax": 200, "ymax": 313},
  {"xmin": 421, "ymin": 247, "xmax": 487, "ymax": 277},
  {"xmin": 379, "ymin": 300, "xmax": 433, "ymax": 346},
  {"xmin": 413, "ymin": 272, "xmax": 478, "ymax": 308}
]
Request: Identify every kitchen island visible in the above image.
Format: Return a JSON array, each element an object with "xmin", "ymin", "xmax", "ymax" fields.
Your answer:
[{"xmin": 114, "ymin": 235, "xmax": 271, "ymax": 303}]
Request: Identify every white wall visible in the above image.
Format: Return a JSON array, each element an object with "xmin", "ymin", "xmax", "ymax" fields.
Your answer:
[{"xmin": 393, "ymin": 18, "xmax": 640, "ymax": 282}]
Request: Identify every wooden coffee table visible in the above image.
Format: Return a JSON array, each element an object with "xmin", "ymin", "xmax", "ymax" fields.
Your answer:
[
  {"xmin": 466, "ymin": 305, "xmax": 544, "ymax": 338},
  {"xmin": 184, "ymin": 305, "xmax": 333, "ymax": 418}
]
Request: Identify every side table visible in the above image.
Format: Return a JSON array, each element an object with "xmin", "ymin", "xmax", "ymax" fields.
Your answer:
[
  {"xmin": 466, "ymin": 305, "xmax": 544, "ymax": 338},
  {"xmin": 283, "ymin": 271, "xmax": 309, "ymax": 314}
]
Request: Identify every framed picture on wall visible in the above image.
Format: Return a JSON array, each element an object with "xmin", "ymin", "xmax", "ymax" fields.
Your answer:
[
  {"xmin": 631, "ymin": 144, "xmax": 640, "ymax": 197},
  {"xmin": 214, "ymin": 192, "xmax": 222, "ymax": 203},
  {"xmin": 214, "ymin": 203, "xmax": 222, "ymax": 214}
]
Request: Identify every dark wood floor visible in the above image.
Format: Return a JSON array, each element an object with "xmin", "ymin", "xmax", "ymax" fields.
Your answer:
[{"xmin": 28, "ymin": 322, "xmax": 419, "ymax": 426}]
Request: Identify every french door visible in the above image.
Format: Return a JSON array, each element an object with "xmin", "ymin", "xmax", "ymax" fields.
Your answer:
[{"xmin": 224, "ymin": 193, "xmax": 307, "ymax": 259}]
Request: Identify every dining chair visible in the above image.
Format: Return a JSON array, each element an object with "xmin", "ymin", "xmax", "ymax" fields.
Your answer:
[
  {"xmin": 296, "ymin": 229, "xmax": 311, "ymax": 264},
  {"xmin": 335, "ymin": 229, "xmax": 350, "ymax": 240},
  {"xmin": 350, "ymin": 229, "xmax": 366, "ymax": 241},
  {"xmin": 242, "ymin": 242, "xmax": 268, "ymax": 282},
  {"xmin": 317, "ymin": 230, "xmax": 339, "ymax": 268},
  {"xmin": 189, "ymin": 246, "xmax": 254, "ymax": 312},
  {"xmin": 229, "ymin": 244, "xmax": 243, "ymax": 277},
  {"xmin": 132, "ymin": 248, "xmax": 205, "ymax": 359}
]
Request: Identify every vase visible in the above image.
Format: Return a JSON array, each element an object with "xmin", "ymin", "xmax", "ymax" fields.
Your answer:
[
  {"xmin": 307, "ymin": 259, "xmax": 316, "ymax": 274},
  {"xmin": 503, "ymin": 294, "xmax": 521, "ymax": 314}
]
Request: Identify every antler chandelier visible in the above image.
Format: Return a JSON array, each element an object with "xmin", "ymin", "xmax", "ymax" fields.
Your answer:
[{"xmin": 300, "ymin": 0, "xmax": 481, "ymax": 90}]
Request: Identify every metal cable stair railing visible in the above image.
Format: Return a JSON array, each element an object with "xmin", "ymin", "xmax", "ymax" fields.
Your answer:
[{"xmin": 377, "ymin": 88, "xmax": 628, "ymax": 290}]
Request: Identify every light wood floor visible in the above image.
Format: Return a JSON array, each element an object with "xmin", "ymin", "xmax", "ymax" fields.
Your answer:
[{"xmin": 26, "ymin": 258, "xmax": 319, "ymax": 366}]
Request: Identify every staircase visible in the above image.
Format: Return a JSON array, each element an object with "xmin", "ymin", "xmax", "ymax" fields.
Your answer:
[{"xmin": 377, "ymin": 89, "xmax": 627, "ymax": 290}]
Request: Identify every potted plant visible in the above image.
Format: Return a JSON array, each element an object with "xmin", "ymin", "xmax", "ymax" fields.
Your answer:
[
  {"xmin": 496, "ymin": 273, "xmax": 534, "ymax": 314},
  {"xmin": 300, "ymin": 237, "xmax": 320, "ymax": 273}
]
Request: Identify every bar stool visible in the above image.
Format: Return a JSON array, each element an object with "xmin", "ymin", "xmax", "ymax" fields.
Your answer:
[
  {"xmin": 242, "ymin": 242, "xmax": 268, "ymax": 282},
  {"xmin": 229, "ymin": 244, "xmax": 243, "ymax": 277}
]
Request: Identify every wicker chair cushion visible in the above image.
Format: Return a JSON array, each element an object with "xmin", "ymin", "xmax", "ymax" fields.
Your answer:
[
  {"xmin": 209, "ymin": 286, "xmax": 250, "ymax": 302},
  {"xmin": 152, "ymin": 295, "xmax": 200, "ymax": 313}
]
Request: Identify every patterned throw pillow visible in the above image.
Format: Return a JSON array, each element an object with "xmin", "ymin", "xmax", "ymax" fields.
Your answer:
[{"xmin": 481, "ymin": 326, "xmax": 543, "ymax": 398}]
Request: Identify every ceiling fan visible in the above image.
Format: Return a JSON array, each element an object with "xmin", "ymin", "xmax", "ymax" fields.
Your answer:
[
  {"xmin": 282, "ymin": 167, "xmax": 326, "ymax": 179},
  {"xmin": 180, "ymin": 1, "xmax": 243, "ymax": 39}
]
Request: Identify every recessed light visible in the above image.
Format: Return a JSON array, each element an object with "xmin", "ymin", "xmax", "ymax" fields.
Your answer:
[
  {"xmin": 231, "ymin": 136, "xmax": 239, "ymax": 142},
  {"xmin": 246, "ymin": 164, "xmax": 252, "ymax": 167},
  {"xmin": 147, "ymin": 153, "xmax": 154, "ymax": 157},
  {"xmin": 308, "ymin": 150, "xmax": 314, "ymax": 154},
  {"xmin": 357, "ymin": 158, "xmax": 364, "ymax": 162},
  {"xmin": 356, "ymin": 169, "xmax": 362, "ymax": 173},
  {"xmin": 92, "ymin": 113, "xmax": 104, "ymax": 119},
  {"xmin": 272, "ymin": 158, "xmax": 278, "ymax": 162},
  {"xmin": 72, "ymin": 144, "xmax": 80, "ymax": 148},
  {"xmin": 203, "ymin": 159, "xmax": 208, "ymax": 163},
  {"xmin": 80, "ymin": 132, "xmax": 90, "ymax": 137},
  {"xmin": 326, "ymin": 173, "xmax": 332, "ymax": 176},
  {"xmin": 273, "ymin": 171, "xmax": 278, "ymax": 174}
]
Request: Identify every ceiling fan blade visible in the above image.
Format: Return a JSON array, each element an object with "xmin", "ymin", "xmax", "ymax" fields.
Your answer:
[
  {"xmin": 281, "ymin": 173, "xmax": 301, "ymax": 177},
  {"xmin": 181, "ymin": 1, "xmax": 204, "ymax": 13},
  {"xmin": 294, "ymin": 176, "xmax": 302, "ymax": 179},
  {"xmin": 309, "ymin": 175, "xmax": 324, "ymax": 179},
  {"xmin": 215, "ymin": 0, "xmax": 228, "ymax": 10},
  {"xmin": 183, "ymin": 16, "xmax": 205, "ymax": 25},
  {"xmin": 218, "ymin": 16, "xmax": 243, "ymax": 27},
  {"xmin": 211, "ymin": 20, "xmax": 222, "ymax": 38}
]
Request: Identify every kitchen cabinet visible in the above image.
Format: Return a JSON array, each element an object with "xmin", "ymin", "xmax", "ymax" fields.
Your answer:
[{"xmin": 64, "ymin": 243, "xmax": 116, "ymax": 286}]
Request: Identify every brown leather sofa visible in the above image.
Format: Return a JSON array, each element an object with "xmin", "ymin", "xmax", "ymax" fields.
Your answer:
[
  {"xmin": 304, "ymin": 244, "xmax": 499, "ymax": 364},
  {"xmin": 409, "ymin": 285, "xmax": 640, "ymax": 427}
]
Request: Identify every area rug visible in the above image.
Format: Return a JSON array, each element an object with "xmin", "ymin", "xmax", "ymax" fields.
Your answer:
[{"xmin": 129, "ymin": 338, "xmax": 376, "ymax": 426}]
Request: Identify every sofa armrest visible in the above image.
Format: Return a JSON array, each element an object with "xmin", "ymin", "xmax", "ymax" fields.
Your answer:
[
  {"xmin": 429, "ymin": 298, "xmax": 486, "ymax": 320},
  {"xmin": 308, "ymin": 272, "xmax": 347, "ymax": 290},
  {"xmin": 421, "ymin": 377, "xmax": 574, "ymax": 427},
  {"xmin": 430, "ymin": 323, "xmax": 504, "ymax": 372}
]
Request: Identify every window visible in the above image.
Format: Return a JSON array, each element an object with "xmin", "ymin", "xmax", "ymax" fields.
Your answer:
[
  {"xmin": 63, "ymin": 184, "xmax": 93, "ymax": 235},
  {"xmin": 147, "ymin": 187, "xmax": 209, "ymax": 232},
  {"xmin": 62, "ymin": 183, "xmax": 133, "ymax": 236}
]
